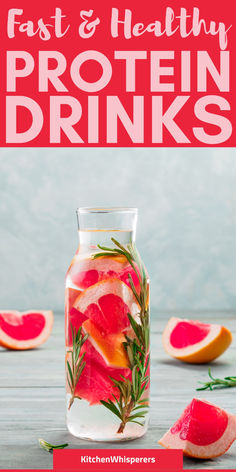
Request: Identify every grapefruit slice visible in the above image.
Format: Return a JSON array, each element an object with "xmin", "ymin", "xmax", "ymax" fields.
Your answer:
[
  {"xmin": 73, "ymin": 361, "xmax": 119, "ymax": 405},
  {"xmin": 82, "ymin": 319, "xmax": 129, "ymax": 368},
  {"xmin": 69, "ymin": 255, "xmax": 140, "ymax": 293},
  {"xmin": 73, "ymin": 278, "xmax": 140, "ymax": 335},
  {"xmin": 162, "ymin": 317, "xmax": 232, "ymax": 363},
  {"xmin": 65, "ymin": 287, "xmax": 86, "ymax": 345},
  {"xmin": 159, "ymin": 398, "xmax": 236, "ymax": 458},
  {"xmin": 69, "ymin": 339, "xmax": 130, "ymax": 405},
  {"xmin": 65, "ymin": 287, "xmax": 82, "ymax": 312},
  {"xmin": 0, "ymin": 310, "xmax": 53, "ymax": 350},
  {"xmin": 80, "ymin": 337, "xmax": 130, "ymax": 381}
]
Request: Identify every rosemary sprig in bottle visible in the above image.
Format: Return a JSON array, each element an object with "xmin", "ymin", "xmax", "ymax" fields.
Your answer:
[
  {"xmin": 67, "ymin": 324, "xmax": 88, "ymax": 409},
  {"xmin": 197, "ymin": 368, "xmax": 236, "ymax": 391},
  {"xmin": 93, "ymin": 238, "xmax": 150, "ymax": 433}
]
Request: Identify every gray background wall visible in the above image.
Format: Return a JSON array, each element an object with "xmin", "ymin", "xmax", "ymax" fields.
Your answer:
[{"xmin": 0, "ymin": 148, "xmax": 235, "ymax": 313}]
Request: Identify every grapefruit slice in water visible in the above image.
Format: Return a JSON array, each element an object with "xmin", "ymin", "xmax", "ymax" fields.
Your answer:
[
  {"xmin": 69, "ymin": 255, "xmax": 140, "ymax": 293},
  {"xmin": 65, "ymin": 287, "xmax": 86, "ymax": 345},
  {"xmin": 163, "ymin": 317, "xmax": 232, "ymax": 363},
  {"xmin": 159, "ymin": 398, "xmax": 236, "ymax": 458},
  {"xmin": 68, "ymin": 278, "xmax": 139, "ymax": 404},
  {"xmin": 82, "ymin": 319, "xmax": 129, "ymax": 368},
  {"xmin": 74, "ymin": 278, "xmax": 140, "ymax": 335},
  {"xmin": 73, "ymin": 360, "xmax": 119, "ymax": 405},
  {"xmin": 0, "ymin": 310, "xmax": 53, "ymax": 350},
  {"xmin": 80, "ymin": 337, "xmax": 130, "ymax": 381},
  {"xmin": 70, "ymin": 338, "xmax": 131, "ymax": 405}
]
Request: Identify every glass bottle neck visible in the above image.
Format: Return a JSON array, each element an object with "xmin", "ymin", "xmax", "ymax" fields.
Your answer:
[{"xmin": 78, "ymin": 229, "xmax": 135, "ymax": 248}]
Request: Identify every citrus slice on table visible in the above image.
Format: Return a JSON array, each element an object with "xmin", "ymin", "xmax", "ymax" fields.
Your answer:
[
  {"xmin": 73, "ymin": 278, "xmax": 140, "ymax": 334},
  {"xmin": 162, "ymin": 317, "xmax": 232, "ymax": 363},
  {"xmin": 0, "ymin": 310, "xmax": 53, "ymax": 350},
  {"xmin": 69, "ymin": 255, "xmax": 140, "ymax": 293},
  {"xmin": 159, "ymin": 398, "xmax": 236, "ymax": 459}
]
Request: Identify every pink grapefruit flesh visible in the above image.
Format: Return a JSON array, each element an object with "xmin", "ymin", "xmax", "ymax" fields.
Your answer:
[
  {"xmin": 163, "ymin": 317, "xmax": 232, "ymax": 363},
  {"xmin": 65, "ymin": 287, "xmax": 84, "ymax": 345},
  {"xmin": 80, "ymin": 337, "xmax": 130, "ymax": 381},
  {"xmin": 73, "ymin": 359, "xmax": 119, "ymax": 405},
  {"xmin": 66, "ymin": 278, "xmax": 140, "ymax": 404},
  {"xmin": 159, "ymin": 398, "xmax": 236, "ymax": 458},
  {"xmin": 82, "ymin": 318, "xmax": 129, "ymax": 368},
  {"xmin": 170, "ymin": 321, "xmax": 211, "ymax": 348},
  {"xmin": 73, "ymin": 278, "xmax": 140, "ymax": 335},
  {"xmin": 0, "ymin": 310, "xmax": 53, "ymax": 350},
  {"xmin": 69, "ymin": 255, "xmax": 140, "ymax": 293}
]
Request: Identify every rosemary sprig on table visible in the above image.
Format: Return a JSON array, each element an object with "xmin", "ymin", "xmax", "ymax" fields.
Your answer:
[
  {"xmin": 197, "ymin": 368, "xmax": 236, "ymax": 391},
  {"xmin": 93, "ymin": 238, "xmax": 150, "ymax": 433},
  {"xmin": 38, "ymin": 438, "xmax": 68, "ymax": 453},
  {"xmin": 67, "ymin": 324, "xmax": 88, "ymax": 409}
]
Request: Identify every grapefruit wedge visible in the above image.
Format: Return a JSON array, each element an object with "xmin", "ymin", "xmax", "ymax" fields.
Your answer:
[
  {"xmin": 82, "ymin": 319, "xmax": 129, "ymax": 368},
  {"xmin": 65, "ymin": 287, "xmax": 86, "ymax": 345},
  {"xmin": 73, "ymin": 360, "xmax": 119, "ymax": 405},
  {"xmin": 0, "ymin": 310, "xmax": 53, "ymax": 350},
  {"xmin": 159, "ymin": 398, "xmax": 236, "ymax": 459},
  {"xmin": 162, "ymin": 317, "xmax": 232, "ymax": 363},
  {"xmin": 73, "ymin": 278, "xmax": 140, "ymax": 335}
]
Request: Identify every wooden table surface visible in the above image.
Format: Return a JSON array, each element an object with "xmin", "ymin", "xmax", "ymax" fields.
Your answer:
[{"xmin": 0, "ymin": 311, "xmax": 236, "ymax": 470}]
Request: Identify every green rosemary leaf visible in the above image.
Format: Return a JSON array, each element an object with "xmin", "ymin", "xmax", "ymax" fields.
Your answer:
[
  {"xmin": 197, "ymin": 384, "xmax": 209, "ymax": 391},
  {"xmin": 132, "ymin": 405, "xmax": 149, "ymax": 412},
  {"xmin": 126, "ymin": 344, "xmax": 134, "ymax": 365},
  {"xmin": 127, "ymin": 413, "xmax": 146, "ymax": 421},
  {"xmin": 66, "ymin": 374, "xmax": 72, "ymax": 391},
  {"xmin": 67, "ymin": 326, "xmax": 88, "ymax": 409},
  {"xmin": 139, "ymin": 379, "xmax": 149, "ymax": 397},
  {"xmin": 111, "ymin": 237, "xmax": 129, "ymax": 254},
  {"xmin": 132, "ymin": 366, "xmax": 137, "ymax": 393},
  {"xmin": 196, "ymin": 368, "xmax": 236, "ymax": 391},
  {"xmin": 144, "ymin": 355, "xmax": 150, "ymax": 375},
  {"xmin": 128, "ymin": 274, "xmax": 141, "ymax": 305},
  {"xmin": 93, "ymin": 251, "xmax": 121, "ymax": 259},
  {"xmin": 67, "ymin": 361, "xmax": 74, "ymax": 387},
  {"xmin": 75, "ymin": 351, "xmax": 85, "ymax": 369},
  {"xmin": 82, "ymin": 333, "xmax": 89, "ymax": 345},
  {"xmin": 128, "ymin": 420, "xmax": 145, "ymax": 427},
  {"xmin": 100, "ymin": 400, "xmax": 122, "ymax": 419},
  {"xmin": 97, "ymin": 244, "xmax": 117, "ymax": 252},
  {"xmin": 75, "ymin": 361, "xmax": 86, "ymax": 385},
  {"xmin": 127, "ymin": 313, "xmax": 141, "ymax": 340},
  {"xmin": 38, "ymin": 439, "xmax": 68, "ymax": 453}
]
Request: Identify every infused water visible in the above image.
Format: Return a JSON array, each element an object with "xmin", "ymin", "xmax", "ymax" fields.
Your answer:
[{"xmin": 65, "ymin": 209, "xmax": 150, "ymax": 441}]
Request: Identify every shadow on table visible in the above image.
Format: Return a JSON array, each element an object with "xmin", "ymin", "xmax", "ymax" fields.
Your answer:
[{"xmin": 158, "ymin": 358, "xmax": 231, "ymax": 368}]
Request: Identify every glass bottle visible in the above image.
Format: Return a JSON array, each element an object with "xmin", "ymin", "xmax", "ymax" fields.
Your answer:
[{"xmin": 65, "ymin": 208, "xmax": 150, "ymax": 441}]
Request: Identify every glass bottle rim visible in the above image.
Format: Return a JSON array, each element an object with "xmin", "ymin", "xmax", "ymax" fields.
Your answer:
[{"xmin": 77, "ymin": 207, "xmax": 138, "ymax": 215}]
